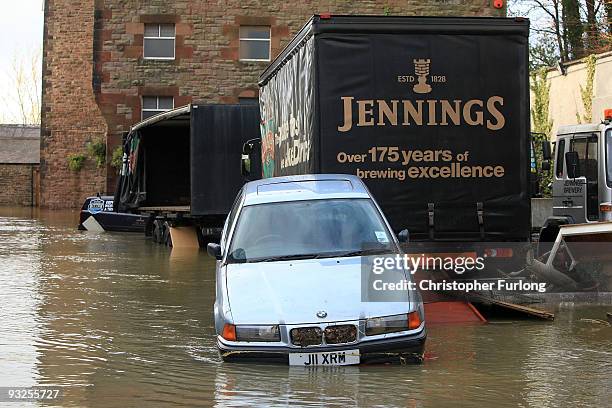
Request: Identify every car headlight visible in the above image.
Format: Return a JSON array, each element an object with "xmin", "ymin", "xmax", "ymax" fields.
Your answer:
[
  {"xmin": 231, "ymin": 325, "xmax": 280, "ymax": 342},
  {"xmin": 365, "ymin": 312, "xmax": 421, "ymax": 336}
]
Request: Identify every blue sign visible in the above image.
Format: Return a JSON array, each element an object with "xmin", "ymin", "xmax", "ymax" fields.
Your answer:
[{"xmin": 88, "ymin": 198, "xmax": 105, "ymax": 214}]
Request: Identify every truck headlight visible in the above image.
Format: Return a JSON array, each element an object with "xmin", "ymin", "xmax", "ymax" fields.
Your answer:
[
  {"xmin": 235, "ymin": 325, "xmax": 280, "ymax": 342},
  {"xmin": 365, "ymin": 312, "xmax": 421, "ymax": 336}
]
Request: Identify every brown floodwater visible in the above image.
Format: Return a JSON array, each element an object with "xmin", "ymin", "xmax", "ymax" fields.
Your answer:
[{"xmin": 0, "ymin": 207, "xmax": 610, "ymax": 407}]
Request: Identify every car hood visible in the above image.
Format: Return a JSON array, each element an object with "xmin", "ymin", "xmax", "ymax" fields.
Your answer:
[{"xmin": 224, "ymin": 255, "xmax": 415, "ymax": 325}]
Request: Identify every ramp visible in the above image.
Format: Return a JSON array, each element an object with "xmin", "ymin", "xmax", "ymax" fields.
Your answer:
[
  {"xmin": 424, "ymin": 301, "xmax": 486, "ymax": 325},
  {"xmin": 468, "ymin": 294, "xmax": 554, "ymax": 320},
  {"xmin": 168, "ymin": 226, "xmax": 199, "ymax": 248}
]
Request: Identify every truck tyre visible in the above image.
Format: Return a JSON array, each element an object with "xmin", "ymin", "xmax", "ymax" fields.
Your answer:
[
  {"xmin": 144, "ymin": 215, "xmax": 155, "ymax": 237},
  {"xmin": 152, "ymin": 220, "xmax": 163, "ymax": 244},
  {"xmin": 163, "ymin": 221, "xmax": 172, "ymax": 247}
]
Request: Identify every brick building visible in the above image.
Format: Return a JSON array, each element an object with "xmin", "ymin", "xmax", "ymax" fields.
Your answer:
[
  {"xmin": 0, "ymin": 125, "xmax": 40, "ymax": 206},
  {"xmin": 41, "ymin": 0, "xmax": 505, "ymax": 208}
]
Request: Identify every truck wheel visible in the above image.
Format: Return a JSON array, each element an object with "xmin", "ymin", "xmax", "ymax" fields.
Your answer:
[
  {"xmin": 144, "ymin": 215, "xmax": 155, "ymax": 237},
  {"xmin": 163, "ymin": 221, "xmax": 173, "ymax": 247},
  {"xmin": 152, "ymin": 220, "xmax": 163, "ymax": 244}
]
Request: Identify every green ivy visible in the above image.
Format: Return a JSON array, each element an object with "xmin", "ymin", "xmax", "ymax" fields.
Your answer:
[
  {"xmin": 530, "ymin": 68, "xmax": 553, "ymax": 137},
  {"xmin": 530, "ymin": 68, "xmax": 553, "ymax": 197},
  {"xmin": 578, "ymin": 54, "xmax": 597, "ymax": 124},
  {"xmin": 87, "ymin": 139, "xmax": 107, "ymax": 168},
  {"xmin": 67, "ymin": 154, "xmax": 86, "ymax": 172},
  {"xmin": 110, "ymin": 145, "xmax": 124, "ymax": 172},
  {"xmin": 531, "ymin": 132, "xmax": 553, "ymax": 197}
]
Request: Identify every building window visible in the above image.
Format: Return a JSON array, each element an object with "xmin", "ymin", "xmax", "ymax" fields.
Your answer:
[
  {"xmin": 142, "ymin": 96, "xmax": 174, "ymax": 119},
  {"xmin": 143, "ymin": 23, "xmax": 175, "ymax": 59},
  {"xmin": 239, "ymin": 26, "xmax": 271, "ymax": 61}
]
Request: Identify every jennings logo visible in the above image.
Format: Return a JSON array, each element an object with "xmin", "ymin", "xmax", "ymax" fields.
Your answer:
[
  {"xmin": 397, "ymin": 58, "xmax": 445, "ymax": 94},
  {"xmin": 413, "ymin": 59, "xmax": 432, "ymax": 94},
  {"xmin": 337, "ymin": 57, "xmax": 506, "ymax": 132}
]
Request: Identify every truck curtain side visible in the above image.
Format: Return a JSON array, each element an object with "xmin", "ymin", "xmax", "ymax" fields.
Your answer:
[
  {"xmin": 259, "ymin": 15, "xmax": 531, "ymax": 242},
  {"xmin": 114, "ymin": 104, "xmax": 261, "ymax": 242}
]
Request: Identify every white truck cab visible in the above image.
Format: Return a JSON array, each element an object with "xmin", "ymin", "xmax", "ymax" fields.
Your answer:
[{"xmin": 539, "ymin": 109, "xmax": 612, "ymax": 245}]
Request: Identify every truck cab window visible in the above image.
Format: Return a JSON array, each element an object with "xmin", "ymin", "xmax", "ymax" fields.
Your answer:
[
  {"xmin": 555, "ymin": 139, "xmax": 565, "ymax": 178},
  {"xmin": 570, "ymin": 135, "xmax": 599, "ymax": 221},
  {"xmin": 569, "ymin": 136, "xmax": 598, "ymax": 179}
]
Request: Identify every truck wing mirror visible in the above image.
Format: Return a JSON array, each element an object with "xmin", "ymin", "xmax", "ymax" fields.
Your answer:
[
  {"xmin": 541, "ymin": 141, "xmax": 552, "ymax": 161},
  {"xmin": 241, "ymin": 140, "xmax": 254, "ymax": 179},
  {"xmin": 542, "ymin": 161, "xmax": 551, "ymax": 171},
  {"xmin": 397, "ymin": 229, "xmax": 410, "ymax": 243},
  {"xmin": 242, "ymin": 140, "xmax": 253, "ymax": 155},
  {"xmin": 565, "ymin": 151, "xmax": 579, "ymax": 179},
  {"xmin": 241, "ymin": 138, "xmax": 262, "ymax": 181},
  {"xmin": 241, "ymin": 154, "xmax": 251, "ymax": 177}
]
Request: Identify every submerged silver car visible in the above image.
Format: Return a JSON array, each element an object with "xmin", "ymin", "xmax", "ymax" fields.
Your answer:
[{"xmin": 207, "ymin": 174, "xmax": 426, "ymax": 365}]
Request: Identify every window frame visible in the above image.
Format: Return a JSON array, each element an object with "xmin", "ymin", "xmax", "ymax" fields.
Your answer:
[
  {"xmin": 238, "ymin": 26, "xmax": 271, "ymax": 62},
  {"xmin": 221, "ymin": 188, "xmax": 245, "ymax": 253},
  {"xmin": 569, "ymin": 133, "xmax": 598, "ymax": 179},
  {"xmin": 141, "ymin": 96, "xmax": 174, "ymax": 120},
  {"xmin": 555, "ymin": 138, "xmax": 565, "ymax": 178},
  {"xmin": 143, "ymin": 23, "xmax": 176, "ymax": 60}
]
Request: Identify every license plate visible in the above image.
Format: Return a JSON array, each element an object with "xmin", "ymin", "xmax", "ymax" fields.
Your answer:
[{"xmin": 289, "ymin": 349, "xmax": 360, "ymax": 366}]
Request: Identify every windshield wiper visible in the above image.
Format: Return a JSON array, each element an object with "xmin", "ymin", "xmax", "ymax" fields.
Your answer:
[
  {"xmin": 333, "ymin": 248, "xmax": 395, "ymax": 258},
  {"xmin": 246, "ymin": 253, "xmax": 322, "ymax": 263},
  {"xmin": 232, "ymin": 249, "xmax": 395, "ymax": 264}
]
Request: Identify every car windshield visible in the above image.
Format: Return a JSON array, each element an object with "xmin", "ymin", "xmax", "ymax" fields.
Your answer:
[{"xmin": 227, "ymin": 198, "xmax": 397, "ymax": 263}]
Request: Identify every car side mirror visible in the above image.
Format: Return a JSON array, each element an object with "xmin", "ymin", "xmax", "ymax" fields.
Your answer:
[
  {"xmin": 397, "ymin": 229, "xmax": 410, "ymax": 243},
  {"xmin": 565, "ymin": 151, "xmax": 579, "ymax": 179},
  {"xmin": 207, "ymin": 243, "xmax": 222, "ymax": 260},
  {"xmin": 542, "ymin": 161, "xmax": 551, "ymax": 171},
  {"xmin": 541, "ymin": 141, "xmax": 552, "ymax": 161}
]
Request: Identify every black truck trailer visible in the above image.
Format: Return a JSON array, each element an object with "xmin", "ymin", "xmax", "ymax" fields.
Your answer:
[
  {"xmin": 252, "ymin": 15, "xmax": 531, "ymax": 245},
  {"xmin": 115, "ymin": 103, "xmax": 261, "ymax": 246}
]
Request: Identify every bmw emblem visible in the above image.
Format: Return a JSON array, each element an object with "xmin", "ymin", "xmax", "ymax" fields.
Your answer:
[{"xmin": 316, "ymin": 311, "xmax": 327, "ymax": 318}]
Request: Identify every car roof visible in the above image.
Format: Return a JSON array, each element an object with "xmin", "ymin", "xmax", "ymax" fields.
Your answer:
[{"xmin": 242, "ymin": 174, "xmax": 371, "ymax": 206}]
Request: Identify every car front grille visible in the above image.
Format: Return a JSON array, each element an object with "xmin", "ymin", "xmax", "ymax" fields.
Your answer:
[
  {"xmin": 324, "ymin": 324, "xmax": 357, "ymax": 344},
  {"xmin": 290, "ymin": 324, "xmax": 358, "ymax": 347},
  {"xmin": 290, "ymin": 327, "xmax": 323, "ymax": 346}
]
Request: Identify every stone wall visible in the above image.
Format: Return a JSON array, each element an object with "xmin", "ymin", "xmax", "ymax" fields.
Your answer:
[
  {"xmin": 0, "ymin": 165, "xmax": 37, "ymax": 206},
  {"xmin": 42, "ymin": 0, "xmax": 505, "ymax": 208},
  {"xmin": 545, "ymin": 51, "xmax": 612, "ymax": 139}
]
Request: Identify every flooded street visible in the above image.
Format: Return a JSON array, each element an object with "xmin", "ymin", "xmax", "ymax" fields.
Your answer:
[{"xmin": 1, "ymin": 207, "xmax": 610, "ymax": 407}]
